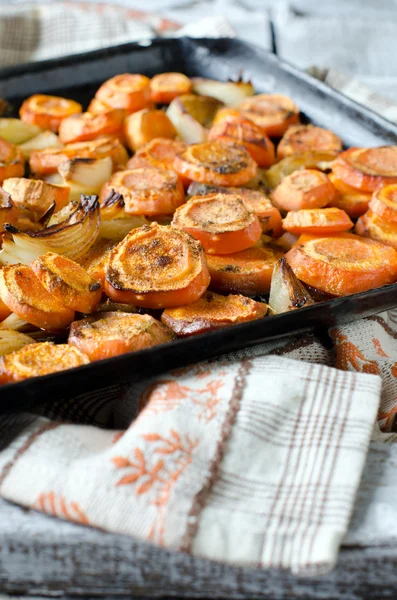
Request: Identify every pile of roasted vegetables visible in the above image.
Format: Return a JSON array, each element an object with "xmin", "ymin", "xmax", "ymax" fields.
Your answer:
[{"xmin": 0, "ymin": 72, "xmax": 397, "ymax": 383}]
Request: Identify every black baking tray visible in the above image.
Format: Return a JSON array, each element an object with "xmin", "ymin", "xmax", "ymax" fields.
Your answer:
[{"xmin": 1, "ymin": 36, "xmax": 397, "ymax": 408}]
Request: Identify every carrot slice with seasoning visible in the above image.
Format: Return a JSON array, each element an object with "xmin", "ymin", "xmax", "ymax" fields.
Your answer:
[
  {"xmin": 208, "ymin": 114, "xmax": 275, "ymax": 167},
  {"xmin": 282, "ymin": 207, "xmax": 353, "ymax": 235},
  {"xmin": 77, "ymin": 238, "xmax": 116, "ymax": 287},
  {"xmin": 124, "ymin": 109, "xmax": 176, "ymax": 152},
  {"xmin": 240, "ymin": 94, "xmax": 300, "ymax": 138},
  {"xmin": 173, "ymin": 139, "xmax": 257, "ymax": 187},
  {"xmin": 150, "ymin": 72, "xmax": 192, "ymax": 104},
  {"xmin": 127, "ymin": 137, "xmax": 187, "ymax": 171},
  {"xmin": 369, "ymin": 184, "xmax": 397, "ymax": 223},
  {"xmin": 58, "ymin": 109, "xmax": 126, "ymax": 144},
  {"xmin": 162, "ymin": 291, "xmax": 267, "ymax": 336},
  {"xmin": 31, "ymin": 252, "xmax": 102, "ymax": 314},
  {"xmin": 285, "ymin": 233, "xmax": 397, "ymax": 296},
  {"xmin": 68, "ymin": 312, "xmax": 174, "ymax": 361},
  {"xmin": 271, "ymin": 168, "xmax": 337, "ymax": 212},
  {"xmin": 0, "ymin": 139, "xmax": 24, "ymax": 183},
  {"xmin": 20, "ymin": 94, "xmax": 82, "ymax": 133},
  {"xmin": 207, "ymin": 240, "xmax": 284, "ymax": 295},
  {"xmin": 105, "ymin": 222, "xmax": 210, "ymax": 308},
  {"xmin": 277, "ymin": 124, "xmax": 342, "ymax": 159},
  {"xmin": 0, "ymin": 342, "xmax": 89, "ymax": 384},
  {"xmin": 332, "ymin": 147, "xmax": 397, "ymax": 192},
  {"xmin": 99, "ymin": 167, "xmax": 185, "ymax": 216},
  {"xmin": 172, "ymin": 193, "xmax": 261, "ymax": 254},
  {"xmin": 95, "ymin": 74, "xmax": 151, "ymax": 113},
  {"xmin": 0, "ymin": 264, "xmax": 75, "ymax": 331},
  {"xmin": 355, "ymin": 210, "xmax": 397, "ymax": 249}
]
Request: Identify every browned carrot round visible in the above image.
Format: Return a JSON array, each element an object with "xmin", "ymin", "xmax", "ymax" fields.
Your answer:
[
  {"xmin": 95, "ymin": 74, "xmax": 151, "ymax": 113},
  {"xmin": 240, "ymin": 94, "xmax": 300, "ymax": 138},
  {"xmin": 0, "ymin": 139, "xmax": 24, "ymax": 183},
  {"xmin": 105, "ymin": 222, "xmax": 210, "ymax": 308},
  {"xmin": 161, "ymin": 291, "xmax": 267, "ymax": 336},
  {"xmin": 99, "ymin": 167, "xmax": 185, "ymax": 216},
  {"xmin": 0, "ymin": 342, "xmax": 89, "ymax": 384},
  {"xmin": 369, "ymin": 184, "xmax": 397, "ymax": 223},
  {"xmin": 172, "ymin": 193, "xmax": 261, "ymax": 254},
  {"xmin": 0, "ymin": 264, "xmax": 75, "ymax": 331},
  {"xmin": 332, "ymin": 147, "xmax": 397, "ymax": 192},
  {"xmin": 282, "ymin": 207, "xmax": 353, "ymax": 235},
  {"xmin": 31, "ymin": 252, "xmax": 102, "ymax": 314},
  {"xmin": 58, "ymin": 109, "xmax": 126, "ymax": 144},
  {"xmin": 327, "ymin": 173, "xmax": 371, "ymax": 217},
  {"xmin": 87, "ymin": 98, "xmax": 113, "ymax": 114},
  {"xmin": 271, "ymin": 168, "xmax": 337, "ymax": 212},
  {"xmin": 150, "ymin": 72, "xmax": 192, "ymax": 104},
  {"xmin": 355, "ymin": 210, "xmax": 397, "ymax": 249},
  {"xmin": 124, "ymin": 109, "xmax": 176, "ymax": 152},
  {"xmin": 20, "ymin": 94, "xmax": 82, "ymax": 132},
  {"xmin": 77, "ymin": 238, "xmax": 116, "ymax": 287},
  {"xmin": 206, "ymin": 240, "xmax": 284, "ymax": 295},
  {"xmin": 68, "ymin": 312, "xmax": 174, "ymax": 361},
  {"xmin": 173, "ymin": 139, "xmax": 257, "ymax": 187},
  {"xmin": 127, "ymin": 138, "xmax": 187, "ymax": 171},
  {"xmin": 286, "ymin": 232, "xmax": 397, "ymax": 296},
  {"xmin": 277, "ymin": 124, "xmax": 342, "ymax": 159}
]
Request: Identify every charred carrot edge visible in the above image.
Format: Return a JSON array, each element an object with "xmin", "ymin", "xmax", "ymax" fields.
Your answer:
[
  {"xmin": 271, "ymin": 169, "xmax": 337, "ymax": 212},
  {"xmin": 20, "ymin": 94, "xmax": 82, "ymax": 132},
  {"xmin": 282, "ymin": 207, "xmax": 353, "ymax": 235}
]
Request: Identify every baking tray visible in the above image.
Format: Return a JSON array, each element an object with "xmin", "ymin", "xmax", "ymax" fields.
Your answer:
[{"xmin": 1, "ymin": 36, "xmax": 397, "ymax": 408}]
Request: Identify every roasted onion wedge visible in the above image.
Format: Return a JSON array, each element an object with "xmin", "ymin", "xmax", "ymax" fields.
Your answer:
[
  {"xmin": 191, "ymin": 78, "xmax": 254, "ymax": 107},
  {"xmin": 166, "ymin": 94, "xmax": 224, "ymax": 144},
  {"xmin": 0, "ymin": 119, "xmax": 42, "ymax": 144},
  {"xmin": 0, "ymin": 329, "xmax": 35, "ymax": 356},
  {"xmin": 269, "ymin": 257, "xmax": 315, "ymax": 314},
  {"xmin": 99, "ymin": 190, "xmax": 147, "ymax": 241},
  {"xmin": 18, "ymin": 130, "xmax": 63, "ymax": 160},
  {"xmin": 58, "ymin": 156, "xmax": 113, "ymax": 201}
]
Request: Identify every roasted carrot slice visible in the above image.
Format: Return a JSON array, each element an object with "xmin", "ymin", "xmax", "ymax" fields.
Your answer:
[
  {"xmin": 58, "ymin": 109, "xmax": 126, "ymax": 144},
  {"xmin": 355, "ymin": 211, "xmax": 397, "ymax": 249},
  {"xmin": 271, "ymin": 168, "xmax": 337, "ymax": 212},
  {"xmin": 31, "ymin": 252, "xmax": 102, "ymax": 314},
  {"xmin": 172, "ymin": 193, "xmax": 261, "ymax": 254},
  {"xmin": 327, "ymin": 173, "xmax": 370, "ymax": 217},
  {"xmin": 240, "ymin": 94, "xmax": 300, "ymax": 138},
  {"xmin": 20, "ymin": 94, "xmax": 82, "ymax": 133},
  {"xmin": 285, "ymin": 233, "xmax": 397, "ymax": 296},
  {"xmin": 87, "ymin": 98, "xmax": 113, "ymax": 114},
  {"xmin": 0, "ymin": 297, "xmax": 11, "ymax": 322},
  {"xmin": 150, "ymin": 72, "xmax": 192, "ymax": 104},
  {"xmin": 207, "ymin": 240, "xmax": 284, "ymax": 295},
  {"xmin": 2, "ymin": 177, "xmax": 70, "ymax": 213},
  {"xmin": 208, "ymin": 114, "xmax": 275, "ymax": 167},
  {"xmin": 68, "ymin": 312, "xmax": 174, "ymax": 361},
  {"xmin": 0, "ymin": 139, "xmax": 24, "ymax": 183},
  {"xmin": 99, "ymin": 168, "xmax": 185, "ymax": 216},
  {"xmin": 282, "ymin": 207, "xmax": 353, "ymax": 235},
  {"xmin": 277, "ymin": 124, "xmax": 342, "ymax": 159},
  {"xmin": 77, "ymin": 238, "xmax": 116, "ymax": 287},
  {"xmin": 161, "ymin": 291, "xmax": 267, "ymax": 337},
  {"xmin": 95, "ymin": 74, "xmax": 151, "ymax": 113},
  {"xmin": 127, "ymin": 137, "xmax": 186, "ymax": 171},
  {"xmin": 104, "ymin": 222, "xmax": 210, "ymax": 308},
  {"xmin": 368, "ymin": 184, "xmax": 397, "ymax": 223},
  {"xmin": 173, "ymin": 139, "xmax": 257, "ymax": 187},
  {"xmin": 332, "ymin": 147, "xmax": 397, "ymax": 193},
  {"xmin": 124, "ymin": 109, "xmax": 176, "ymax": 152},
  {"xmin": 30, "ymin": 137, "xmax": 128, "ymax": 175},
  {"xmin": 0, "ymin": 342, "xmax": 89, "ymax": 384},
  {"xmin": 0, "ymin": 264, "xmax": 75, "ymax": 331}
]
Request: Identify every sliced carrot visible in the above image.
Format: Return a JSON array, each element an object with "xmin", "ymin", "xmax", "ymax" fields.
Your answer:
[
  {"xmin": 20, "ymin": 94, "xmax": 82, "ymax": 133},
  {"xmin": 240, "ymin": 94, "xmax": 300, "ymax": 138},
  {"xmin": 2, "ymin": 177, "xmax": 70, "ymax": 214},
  {"xmin": 30, "ymin": 137, "xmax": 128, "ymax": 175},
  {"xmin": 271, "ymin": 168, "xmax": 337, "ymax": 212},
  {"xmin": 332, "ymin": 147, "xmax": 397, "ymax": 193},
  {"xmin": 173, "ymin": 139, "xmax": 257, "ymax": 187},
  {"xmin": 150, "ymin": 72, "xmax": 192, "ymax": 104},
  {"xmin": 68, "ymin": 312, "xmax": 174, "ymax": 361},
  {"xmin": 87, "ymin": 98, "xmax": 113, "ymax": 114},
  {"xmin": 100, "ymin": 167, "xmax": 185, "ymax": 216},
  {"xmin": 285, "ymin": 233, "xmax": 397, "ymax": 296},
  {"xmin": 282, "ymin": 207, "xmax": 353, "ymax": 235},
  {"xmin": 161, "ymin": 291, "xmax": 267, "ymax": 336},
  {"xmin": 95, "ymin": 74, "xmax": 151, "ymax": 113},
  {"xmin": 104, "ymin": 222, "xmax": 210, "ymax": 308},
  {"xmin": 355, "ymin": 210, "xmax": 397, "ymax": 249},
  {"xmin": 127, "ymin": 137, "xmax": 189, "ymax": 187},
  {"xmin": 77, "ymin": 238, "xmax": 116, "ymax": 287},
  {"xmin": 172, "ymin": 193, "xmax": 261, "ymax": 254},
  {"xmin": 0, "ymin": 264, "xmax": 75, "ymax": 331},
  {"xmin": 327, "ymin": 173, "xmax": 370, "ymax": 217},
  {"xmin": 277, "ymin": 124, "xmax": 342, "ymax": 159},
  {"xmin": 58, "ymin": 109, "xmax": 126, "ymax": 144},
  {"xmin": 0, "ymin": 342, "xmax": 89, "ymax": 384},
  {"xmin": 0, "ymin": 296, "xmax": 11, "ymax": 322},
  {"xmin": 31, "ymin": 252, "xmax": 102, "ymax": 314},
  {"xmin": 369, "ymin": 184, "xmax": 397, "ymax": 223},
  {"xmin": 124, "ymin": 109, "xmax": 176, "ymax": 152},
  {"xmin": 206, "ymin": 240, "xmax": 284, "ymax": 295},
  {"xmin": 0, "ymin": 139, "xmax": 24, "ymax": 183},
  {"xmin": 208, "ymin": 115, "xmax": 275, "ymax": 167}
]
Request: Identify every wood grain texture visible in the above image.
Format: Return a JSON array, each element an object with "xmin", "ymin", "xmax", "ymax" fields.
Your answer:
[{"xmin": 0, "ymin": 444, "xmax": 396, "ymax": 599}]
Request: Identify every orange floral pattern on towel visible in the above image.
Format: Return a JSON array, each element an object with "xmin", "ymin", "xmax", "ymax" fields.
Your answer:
[{"xmin": 35, "ymin": 492, "xmax": 89, "ymax": 524}]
